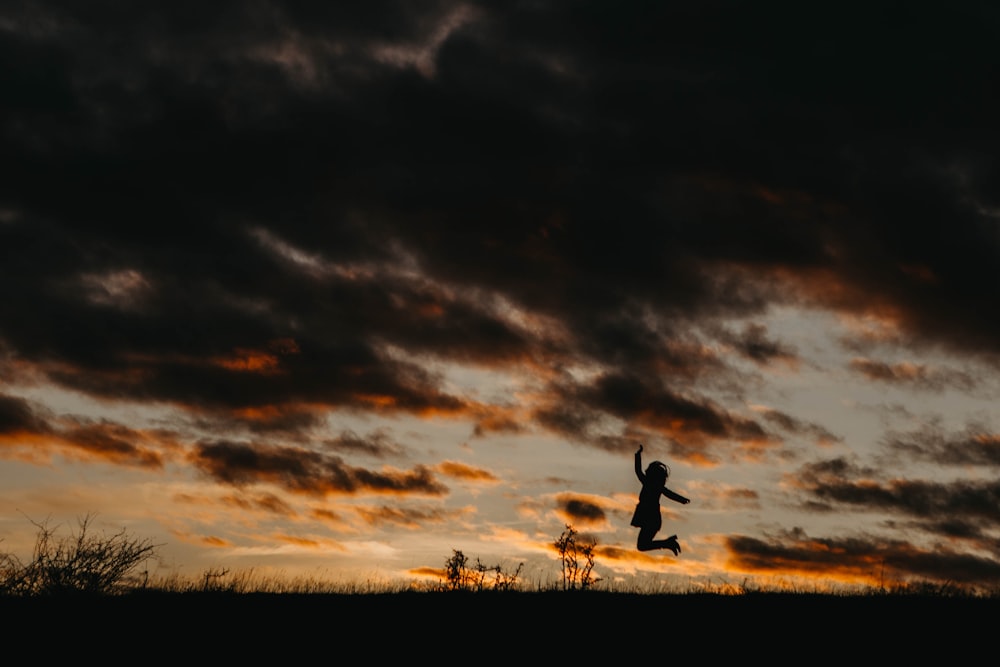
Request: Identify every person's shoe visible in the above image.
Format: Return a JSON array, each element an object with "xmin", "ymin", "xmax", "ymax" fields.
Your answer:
[{"xmin": 665, "ymin": 536, "xmax": 681, "ymax": 556}]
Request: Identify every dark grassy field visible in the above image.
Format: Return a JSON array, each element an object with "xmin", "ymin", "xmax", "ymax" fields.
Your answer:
[
  {"xmin": 3, "ymin": 590, "xmax": 994, "ymax": 660},
  {"xmin": 3, "ymin": 521, "xmax": 989, "ymax": 659}
]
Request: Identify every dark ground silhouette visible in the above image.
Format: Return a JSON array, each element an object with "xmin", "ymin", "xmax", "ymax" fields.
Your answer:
[{"xmin": 4, "ymin": 590, "xmax": 995, "ymax": 660}]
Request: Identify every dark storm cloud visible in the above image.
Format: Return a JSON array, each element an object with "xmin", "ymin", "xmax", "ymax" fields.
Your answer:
[
  {"xmin": 849, "ymin": 358, "xmax": 978, "ymax": 393},
  {"xmin": 762, "ymin": 409, "xmax": 842, "ymax": 446},
  {"xmin": 793, "ymin": 456, "xmax": 1000, "ymax": 544},
  {"xmin": 819, "ymin": 477, "xmax": 1000, "ymax": 526},
  {"xmin": 774, "ymin": 441, "xmax": 1000, "ymax": 587},
  {"xmin": 322, "ymin": 429, "xmax": 407, "ymax": 459},
  {"xmin": 554, "ymin": 493, "xmax": 606, "ymax": 526},
  {"xmin": 356, "ymin": 504, "xmax": 470, "ymax": 529},
  {"xmin": 715, "ymin": 323, "xmax": 799, "ymax": 367},
  {"xmin": 882, "ymin": 423, "xmax": 1000, "ymax": 467},
  {"xmin": 59, "ymin": 418, "xmax": 166, "ymax": 468},
  {"xmin": 219, "ymin": 491, "xmax": 296, "ymax": 517},
  {"xmin": 3, "ymin": 1, "xmax": 1000, "ymax": 459},
  {"xmin": 726, "ymin": 529, "xmax": 1000, "ymax": 587},
  {"xmin": 0, "ymin": 393, "xmax": 165, "ymax": 467},
  {"xmin": 0, "ymin": 394, "xmax": 52, "ymax": 435},
  {"xmin": 566, "ymin": 370, "xmax": 771, "ymax": 452},
  {"xmin": 190, "ymin": 440, "xmax": 448, "ymax": 496}
]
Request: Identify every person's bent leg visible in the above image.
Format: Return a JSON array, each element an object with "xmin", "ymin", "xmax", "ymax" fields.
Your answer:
[{"xmin": 637, "ymin": 527, "xmax": 658, "ymax": 551}]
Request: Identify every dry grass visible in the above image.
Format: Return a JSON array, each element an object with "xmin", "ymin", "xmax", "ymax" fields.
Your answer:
[{"xmin": 125, "ymin": 566, "xmax": 1000, "ymax": 599}]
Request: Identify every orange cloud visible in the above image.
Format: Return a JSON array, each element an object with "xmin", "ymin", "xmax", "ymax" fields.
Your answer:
[
  {"xmin": 308, "ymin": 507, "xmax": 344, "ymax": 523},
  {"xmin": 213, "ymin": 350, "xmax": 283, "ymax": 374},
  {"xmin": 273, "ymin": 534, "xmax": 323, "ymax": 549},
  {"xmin": 435, "ymin": 460, "xmax": 500, "ymax": 482},
  {"xmin": 210, "ymin": 339, "xmax": 300, "ymax": 375},
  {"xmin": 472, "ymin": 407, "xmax": 528, "ymax": 436},
  {"xmin": 0, "ymin": 429, "xmax": 59, "ymax": 464},
  {"xmin": 198, "ymin": 535, "xmax": 232, "ymax": 548},
  {"xmin": 408, "ymin": 566, "xmax": 445, "ymax": 580}
]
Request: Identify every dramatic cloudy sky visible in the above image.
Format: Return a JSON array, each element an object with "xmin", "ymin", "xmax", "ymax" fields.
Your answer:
[{"xmin": 3, "ymin": 1, "xmax": 1000, "ymax": 590}]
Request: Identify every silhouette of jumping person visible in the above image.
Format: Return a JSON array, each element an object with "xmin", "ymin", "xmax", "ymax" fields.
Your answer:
[{"xmin": 631, "ymin": 444, "xmax": 690, "ymax": 555}]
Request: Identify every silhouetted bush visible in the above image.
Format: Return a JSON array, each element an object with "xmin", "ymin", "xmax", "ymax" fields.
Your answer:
[
  {"xmin": 0, "ymin": 514, "xmax": 160, "ymax": 596},
  {"xmin": 442, "ymin": 549, "xmax": 523, "ymax": 591}
]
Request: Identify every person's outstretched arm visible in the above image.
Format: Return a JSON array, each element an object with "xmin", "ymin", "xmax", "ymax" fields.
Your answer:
[
  {"xmin": 662, "ymin": 486, "xmax": 690, "ymax": 504},
  {"xmin": 634, "ymin": 445, "xmax": 645, "ymax": 483}
]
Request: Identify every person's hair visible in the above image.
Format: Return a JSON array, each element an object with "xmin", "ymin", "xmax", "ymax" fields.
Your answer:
[{"xmin": 646, "ymin": 461, "xmax": 670, "ymax": 481}]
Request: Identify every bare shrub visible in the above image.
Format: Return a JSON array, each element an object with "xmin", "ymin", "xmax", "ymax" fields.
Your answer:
[
  {"xmin": 442, "ymin": 549, "xmax": 523, "ymax": 592},
  {"xmin": 444, "ymin": 549, "xmax": 470, "ymax": 590},
  {"xmin": 0, "ymin": 513, "xmax": 161, "ymax": 596},
  {"xmin": 554, "ymin": 524, "xmax": 600, "ymax": 590}
]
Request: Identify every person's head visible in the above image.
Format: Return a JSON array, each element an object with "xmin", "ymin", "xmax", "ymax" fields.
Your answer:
[{"xmin": 646, "ymin": 461, "xmax": 669, "ymax": 484}]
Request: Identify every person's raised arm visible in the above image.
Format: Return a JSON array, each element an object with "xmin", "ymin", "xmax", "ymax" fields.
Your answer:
[
  {"xmin": 662, "ymin": 487, "xmax": 690, "ymax": 505},
  {"xmin": 634, "ymin": 445, "xmax": 645, "ymax": 483}
]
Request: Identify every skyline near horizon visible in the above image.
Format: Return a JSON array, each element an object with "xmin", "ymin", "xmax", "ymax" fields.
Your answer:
[{"xmin": 3, "ymin": 1, "xmax": 1000, "ymax": 591}]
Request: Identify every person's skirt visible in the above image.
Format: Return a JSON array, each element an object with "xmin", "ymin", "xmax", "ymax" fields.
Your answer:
[{"xmin": 630, "ymin": 502, "xmax": 662, "ymax": 531}]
